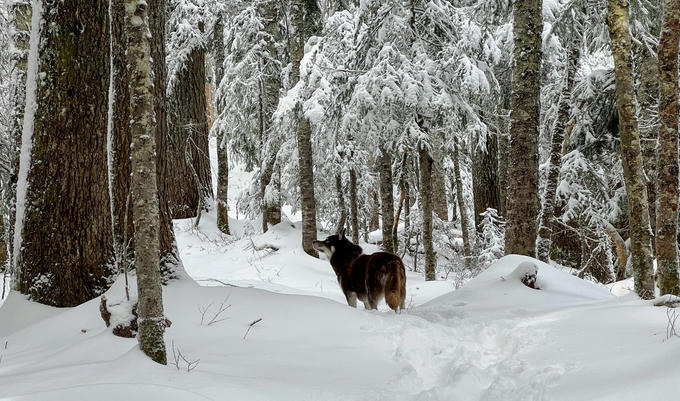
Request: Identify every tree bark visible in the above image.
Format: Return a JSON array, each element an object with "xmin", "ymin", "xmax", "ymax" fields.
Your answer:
[
  {"xmin": 335, "ymin": 174, "xmax": 349, "ymax": 234},
  {"xmin": 419, "ymin": 146, "xmax": 436, "ymax": 281},
  {"xmin": 15, "ymin": 0, "xmax": 115, "ymax": 306},
  {"xmin": 378, "ymin": 147, "xmax": 395, "ymax": 253},
  {"xmin": 150, "ymin": 0, "xmax": 182, "ymax": 278},
  {"xmin": 393, "ymin": 149, "xmax": 409, "ymax": 253},
  {"xmin": 536, "ymin": 26, "xmax": 581, "ymax": 262},
  {"xmin": 167, "ymin": 41, "xmax": 213, "ymax": 219},
  {"xmin": 213, "ymin": 14, "xmax": 230, "ymax": 235},
  {"xmin": 472, "ymin": 133, "xmax": 501, "ymax": 229},
  {"xmin": 505, "ymin": 0, "xmax": 542, "ymax": 256},
  {"xmin": 126, "ymin": 0, "xmax": 167, "ymax": 364},
  {"xmin": 349, "ymin": 169, "xmax": 360, "ymax": 243},
  {"xmin": 453, "ymin": 137, "xmax": 473, "ymax": 265},
  {"xmin": 291, "ymin": 0, "xmax": 321, "ymax": 256},
  {"xmin": 607, "ymin": 0, "xmax": 655, "ymax": 299},
  {"xmin": 655, "ymin": 0, "xmax": 680, "ymax": 296},
  {"xmin": 432, "ymin": 151, "xmax": 448, "ymax": 220},
  {"xmin": 111, "ymin": 0, "xmax": 134, "ymax": 270}
]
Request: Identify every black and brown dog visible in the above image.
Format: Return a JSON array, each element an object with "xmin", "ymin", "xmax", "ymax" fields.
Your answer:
[{"xmin": 313, "ymin": 229, "xmax": 406, "ymax": 312}]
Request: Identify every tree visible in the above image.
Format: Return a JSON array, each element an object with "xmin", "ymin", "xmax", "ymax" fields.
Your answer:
[
  {"xmin": 126, "ymin": 0, "xmax": 167, "ymax": 364},
  {"xmin": 378, "ymin": 147, "xmax": 395, "ymax": 253},
  {"xmin": 655, "ymin": 0, "xmax": 680, "ymax": 296},
  {"xmin": 290, "ymin": 0, "xmax": 322, "ymax": 256},
  {"xmin": 14, "ymin": 0, "xmax": 115, "ymax": 306},
  {"xmin": 419, "ymin": 144, "xmax": 436, "ymax": 280},
  {"xmin": 504, "ymin": 0, "xmax": 543, "ymax": 256},
  {"xmin": 607, "ymin": 0, "xmax": 655, "ymax": 299},
  {"xmin": 213, "ymin": 12, "xmax": 230, "ymax": 235}
]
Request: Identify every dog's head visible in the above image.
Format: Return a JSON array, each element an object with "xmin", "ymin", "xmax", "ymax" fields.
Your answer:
[{"xmin": 312, "ymin": 229, "xmax": 348, "ymax": 260}]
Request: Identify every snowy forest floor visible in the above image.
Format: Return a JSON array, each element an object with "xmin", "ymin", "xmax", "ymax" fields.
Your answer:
[{"xmin": 1, "ymin": 147, "xmax": 679, "ymax": 400}]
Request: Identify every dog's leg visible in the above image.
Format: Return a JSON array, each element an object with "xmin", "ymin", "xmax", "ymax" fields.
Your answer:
[{"xmin": 346, "ymin": 292, "xmax": 358, "ymax": 308}]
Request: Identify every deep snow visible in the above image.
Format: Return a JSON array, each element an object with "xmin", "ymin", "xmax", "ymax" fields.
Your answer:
[{"xmin": 1, "ymin": 151, "xmax": 679, "ymax": 400}]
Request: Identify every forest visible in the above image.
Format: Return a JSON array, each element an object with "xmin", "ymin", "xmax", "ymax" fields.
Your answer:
[{"xmin": 0, "ymin": 0, "xmax": 679, "ymax": 399}]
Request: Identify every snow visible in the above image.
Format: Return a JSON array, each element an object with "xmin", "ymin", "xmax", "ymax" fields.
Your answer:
[{"xmin": 2, "ymin": 163, "xmax": 680, "ymax": 400}]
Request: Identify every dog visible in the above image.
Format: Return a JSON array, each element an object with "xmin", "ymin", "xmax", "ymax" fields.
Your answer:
[{"xmin": 312, "ymin": 229, "xmax": 406, "ymax": 312}]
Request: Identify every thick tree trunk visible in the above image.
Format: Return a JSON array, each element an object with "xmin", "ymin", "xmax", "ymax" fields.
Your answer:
[
  {"xmin": 126, "ymin": 0, "xmax": 167, "ymax": 364},
  {"xmin": 419, "ymin": 146, "xmax": 436, "ymax": 281},
  {"xmin": 349, "ymin": 169, "xmax": 360, "ymax": 243},
  {"xmin": 213, "ymin": 14, "xmax": 230, "ymax": 235},
  {"xmin": 453, "ymin": 138, "xmax": 473, "ymax": 265},
  {"xmin": 536, "ymin": 28, "xmax": 581, "ymax": 262},
  {"xmin": 291, "ymin": 0, "xmax": 321, "ymax": 256},
  {"xmin": 167, "ymin": 43, "xmax": 213, "ymax": 219},
  {"xmin": 472, "ymin": 133, "xmax": 501, "ymax": 229},
  {"xmin": 378, "ymin": 147, "xmax": 395, "ymax": 253},
  {"xmin": 150, "ymin": 0, "xmax": 182, "ymax": 277},
  {"xmin": 505, "ymin": 0, "xmax": 542, "ymax": 256},
  {"xmin": 655, "ymin": 0, "xmax": 680, "ymax": 296},
  {"xmin": 15, "ymin": 0, "xmax": 115, "ymax": 306},
  {"xmin": 607, "ymin": 0, "xmax": 655, "ymax": 299},
  {"xmin": 111, "ymin": 0, "xmax": 134, "ymax": 270}
]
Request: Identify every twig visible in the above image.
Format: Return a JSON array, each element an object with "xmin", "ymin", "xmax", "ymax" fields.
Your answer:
[
  {"xmin": 198, "ymin": 297, "xmax": 232, "ymax": 326},
  {"xmin": 195, "ymin": 278, "xmax": 241, "ymax": 288},
  {"xmin": 243, "ymin": 318, "xmax": 263, "ymax": 340}
]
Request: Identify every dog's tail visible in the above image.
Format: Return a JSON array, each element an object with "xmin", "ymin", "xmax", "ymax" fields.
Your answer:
[{"xmin": 384, "ymin": 258, "xmax": 406, "ymax": 313}]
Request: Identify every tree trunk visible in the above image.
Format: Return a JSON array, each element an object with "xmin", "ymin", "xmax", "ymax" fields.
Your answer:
[
  {"xmin": 453, "ymin": 137, "xmax": 473, "ymax": 265},
  {"xmin": 6, "ymin": 1, "xmax": 31, "ymax": 271},
  {"xmin": 335, "ymin": 174, "xmax": 348, "ymax": 234},
  {"xmin": 655, "ymin": 0, "xmax": 680, "ymax": 296},
  {"xmin": 260, "ymin": 0, "xmax": 282, "ymax": 232},
  {"xmin": 378, "ymin": 147, "xmax": 395, "ymax": 253},
  {"xmin": 213, "ymin": 14, "xmax": 230, "ymax": 235},
  {"xmin": 291, "ymin": 0, "xmax": 321, "ymax": 256},
  {"xmin": 432, "ymin": 151, "xmax": 448, "ymax": 220},
  {"xmin": 349, "ymin": 169, "xmax": 360, "ymax": 243},
  {"xmin": 393, "ymin": 150, "xmax": 409, "ymax": 253},
  {"xmin": 150, "ymin": 0, "xmax": 182, "ymax": 278},
  {"xmin": 536, "ymin": 26, "xmax": 581, "ymax": 262},
  {"xmin": 111, "ymin": 0, "xmax": 134, "ymax": 270},
  {"xmin": 472, "ymin": 133, "xmax": 501, "ymax": 229},
  {"xmin": 126, "ymin": 0, "xmax": 167, "ymax": 364},
  {"xmin": 505, "ymin": 0, "xmax": 542, "ymax": 256},
  {"xmin": 167, "ymin": 42, "xmax": 213, "ymax": 219},
  {"xmin": 15, "ymin": 0, "xmax": 115, "ymax": 306},
  {"xmin": 607, "ymin": 0, "xmax": 655, "ymax": 299},
  {"xmin": 419, "ymin": 146, "xmax": 436, "ymax": 281},
  {"xmin": 369, "ymin": 188, "xmax": 380, "ymax": 232}
]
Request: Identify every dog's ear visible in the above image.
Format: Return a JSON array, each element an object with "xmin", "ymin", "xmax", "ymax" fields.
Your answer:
[{"xmin": 340, "ymin": 228, "xmax": 346, "ymax": 240}]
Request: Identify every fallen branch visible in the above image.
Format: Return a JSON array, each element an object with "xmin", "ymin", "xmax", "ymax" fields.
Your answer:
[
  {"xmin": 243, "ymin": 318, "xmax": 263, "ymax": 340},
  {"xmin": 654, "ymin": 295, "xmax": 680, "ymax": 308}
]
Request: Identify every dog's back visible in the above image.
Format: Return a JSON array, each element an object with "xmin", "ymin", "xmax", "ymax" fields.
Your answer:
[{"xmin": 353, "ymin": 252, "xmax": 406, "ymax": 311}]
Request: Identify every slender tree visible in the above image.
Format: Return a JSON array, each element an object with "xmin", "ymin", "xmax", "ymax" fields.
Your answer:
[
  {"xmin": 655, "ymin": 0, "xmax": 680, "ymax": 296},
  {"xmin": 504, "ymin": 0, "xmax": 543, "ymax": 256},
  {"xmin": 419, "ymin": 145, "xmax": 436, "ymax": 280},
  {"xmin": 349, "ymin": 169, "xmax": 360, "ymax": 243},
  {"xmin": 126, "ymin": 0, "xmax": 167, "ymax": 364},
  {"xmin": 290, "ymin": 0, "xmax": 322, "ymax": 256},
  {"xmin": 15, "ymin": 0, "xmax": 115, "ymax": 306},
  {"xmin": 213, "ymin": 13, "xmax": 230, "ymax": 235},
  {"xmin": 453, "ymin": 137, "xmax": 473, "ymax": 265},
  {"xmin": 607, "ymin": 0, "xmax": 655, "ymax": 299},
  {"xmin": 378, "ymin": 147, "xmax": 395, "ymax": 253}
]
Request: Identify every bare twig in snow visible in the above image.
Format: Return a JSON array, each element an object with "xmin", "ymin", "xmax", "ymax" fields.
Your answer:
[
  {"xmin": 243, "ymin": 318, "xmax": 263, "ymax": 340},
  {"xmin": 199, "ymin": 297, "xmax": 232, "ymax": 326}
]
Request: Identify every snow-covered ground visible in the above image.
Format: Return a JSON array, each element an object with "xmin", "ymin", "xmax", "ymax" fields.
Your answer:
[{"xmin": 1, "ymin": 154, "xmax": 679, "ymax": 400}]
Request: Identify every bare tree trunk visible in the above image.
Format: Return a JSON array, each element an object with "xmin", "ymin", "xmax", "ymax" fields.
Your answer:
[
  {"xmin": 335, "ymin": 174, "xmax": 348, "ymax": 234},
  {"xmin": 453, "ymin": 137, "xmax": 473, "ymax": 264},
  {"xmin": 126, "ymin": 0, "xmax": 167, "ymax": 364},
  {"xmin": 419, "ymin": 146, "xmax": 436, "ymax": 281},
  {"xmin": 213, "ymin": 14, "xmax": 230, "ymax": 235},
  {"xmin": 6, "ymin": 1, "xmax": 31, "ymax": 270},
  {"xmin": 432, "ymin": 151, "xmax": 448, "ymax": 220},
  {"xmin": 291, "ymin": 0, "xmax": 321, "ymax": 256},
  {"xmin": 536, "ymin": 24, "xmax": 581, "ymax": 262},
  {"xmin": 393, "ymin": 150, "xmax": 409, "ymax": 253},
  {"xmin": 655, "ymin": 0, "xmax": 680, "ymax": 296},
  {"xmin": 378, "ymin": 147, "xmax": 395, "ymax": 253},
  {"xmin": 472, "ymin": 133, "xmax": 501, "ymax": 229},
  {"xmin": 505, "ymin": 0, "xmax": 542, "ymax": 256},
  {"xmin": 15, "ymin": 0, "xmax": 115, "ymax": 306},
  {"xmin": 349, "ymin": 169, "xmax": 360, "ymax": 243},
  {"xmin": 150, "ymin": 0, "xmax": 182, "ymax": 278},
  {"xmin": 369, "ymin": 187, "xmax": 380, "ymax": 232},
  {"xmin": 607, "ymin": 0, "xmax": 655, "ymax": 299},
  {"xmin": 167, "ymin": 39, "xmax": 213, "ymax": 219}
]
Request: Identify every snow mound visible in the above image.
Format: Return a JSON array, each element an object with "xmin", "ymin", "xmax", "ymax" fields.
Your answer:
[{"xmin": 417, "ymin": 255, "xmax": 613, "ymax": 321}]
